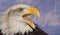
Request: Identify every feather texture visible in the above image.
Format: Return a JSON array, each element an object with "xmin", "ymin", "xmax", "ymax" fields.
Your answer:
[{"xmin": 0, "ymin": 4, "xmax": 48, "ymax": 35}]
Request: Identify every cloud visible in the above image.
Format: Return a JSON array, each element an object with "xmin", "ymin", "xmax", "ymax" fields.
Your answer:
[{"xmin": 47, "ymin": 11, "xmax": 60, "ymax": 27}]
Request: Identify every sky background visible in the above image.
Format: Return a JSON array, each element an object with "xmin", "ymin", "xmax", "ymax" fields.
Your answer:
[{"xmin": 0, "ymin": 0, "xmax": 60, "ymax": 35}]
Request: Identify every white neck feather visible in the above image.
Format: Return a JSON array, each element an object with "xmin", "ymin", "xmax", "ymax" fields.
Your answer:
[{"xmin": 1, "ymin": 16, "xmax": 33, "ymax": 35}]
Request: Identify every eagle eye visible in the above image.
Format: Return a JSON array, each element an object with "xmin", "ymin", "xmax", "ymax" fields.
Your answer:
[
  {"xmin": 19, "ymin": 8, "xmax": 24, "ymax": 11},
  {"xmin": 15, "ymin": 8, "xmax": 24, "ymax": 12}
]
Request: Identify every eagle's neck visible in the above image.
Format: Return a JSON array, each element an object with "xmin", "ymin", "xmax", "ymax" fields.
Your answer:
[{"xmin": 2, "ymin": 16, "xmax": 33, "ymax": 35}]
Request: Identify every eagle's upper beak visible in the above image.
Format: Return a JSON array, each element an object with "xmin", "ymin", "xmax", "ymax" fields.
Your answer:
[
  {"xmin": 25, "ymin": 7, "xmax": 40, "ymax": 17},
  {"xmin": 22, "ymin": 7, "xmax": 40, "ymax": 29}
]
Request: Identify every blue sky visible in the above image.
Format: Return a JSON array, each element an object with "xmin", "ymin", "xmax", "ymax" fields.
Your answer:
[{"xmin": 0, "ymin": 0, "xmax": 60, "ymax": 35}]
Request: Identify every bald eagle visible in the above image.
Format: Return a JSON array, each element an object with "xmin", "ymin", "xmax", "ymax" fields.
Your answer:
[{"xmin": 0, "ymin": 4, "xmax": 48, "ymax": 35}]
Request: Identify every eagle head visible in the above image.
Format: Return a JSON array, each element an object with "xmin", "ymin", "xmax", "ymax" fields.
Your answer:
[{"xmin": 0, "ymin": 4, "xmax": 40, "ymax": 35}]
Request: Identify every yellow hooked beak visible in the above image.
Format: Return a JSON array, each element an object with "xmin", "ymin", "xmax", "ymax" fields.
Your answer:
[
  {"xmin": 25, "ymin": 7, "xmax": 40, "ymax": 16},
  {"xmin": 23, "ymin": 7, "xmax": 40, "ymax": 29}
]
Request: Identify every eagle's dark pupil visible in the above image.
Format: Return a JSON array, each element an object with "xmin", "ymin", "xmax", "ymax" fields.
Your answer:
[{"xmin": 19, "ymin": 8, "xmax": 23, "ymax": 11}]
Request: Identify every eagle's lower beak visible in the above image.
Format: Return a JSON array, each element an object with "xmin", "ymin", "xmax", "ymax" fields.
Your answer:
[{"xmin": 23, "ymin": 7, "xmax": 40, "ymax": 29}]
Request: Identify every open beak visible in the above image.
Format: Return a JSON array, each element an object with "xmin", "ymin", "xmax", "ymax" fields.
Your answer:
[{"xmin": 23, "ymin": 7, "xmax": 40, "ymax": 29}]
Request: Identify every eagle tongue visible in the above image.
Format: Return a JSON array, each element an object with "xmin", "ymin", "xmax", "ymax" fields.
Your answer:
[{"xmin": 23, "ymin": 15, "xmax": 32, "ymax": 21}]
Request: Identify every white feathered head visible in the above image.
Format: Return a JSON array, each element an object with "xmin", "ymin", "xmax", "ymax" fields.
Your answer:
[{"xmin": 0, "ymin": 4, "xmax": 40, "ymax": 35}]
